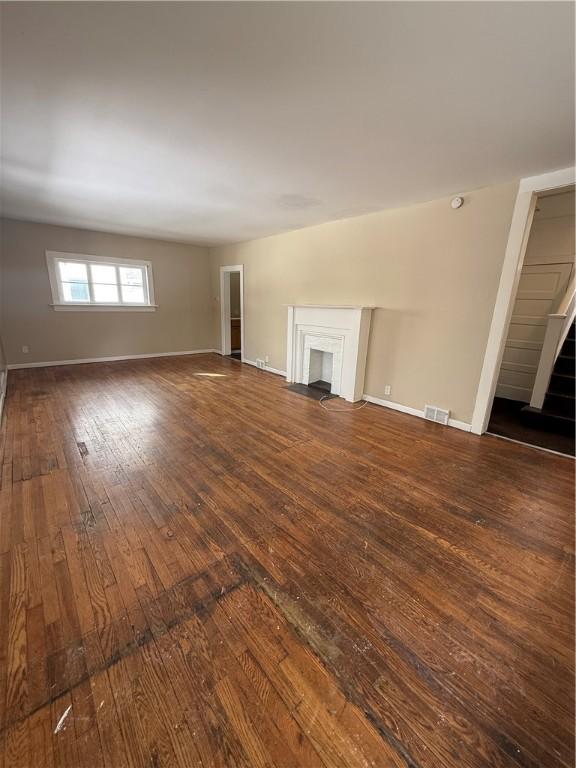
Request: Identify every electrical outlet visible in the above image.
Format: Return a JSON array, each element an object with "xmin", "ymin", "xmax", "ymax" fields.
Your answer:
[
  {"xmin": 256, "ymin": 359, "xmax": 266, "ymax": 369},
  {"xmin": 265, "ymin": 355, "xmax": 269, "ymax": 364},
  {"xmin": 22, "ymin": 345, "xmax": 29, "ymax": 354},
  {"xmin": 384, "ymin": 385, "xmax": 391, "ymax": 396}
]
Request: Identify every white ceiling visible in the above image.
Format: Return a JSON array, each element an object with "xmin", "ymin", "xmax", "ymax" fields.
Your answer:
[{"xmin": 1, "ymin": 2, "xmax": 574, "ymax": 245}]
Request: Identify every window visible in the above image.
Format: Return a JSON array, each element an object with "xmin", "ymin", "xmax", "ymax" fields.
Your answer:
[{"xmin": 46, "ymin": 252, "xmax": 156, "ymax": 311}]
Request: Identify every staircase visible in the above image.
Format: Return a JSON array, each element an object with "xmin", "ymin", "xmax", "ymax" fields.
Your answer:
[{"xmin": 522, "ymin": 322, "xmax": 575, "ymax": 435}]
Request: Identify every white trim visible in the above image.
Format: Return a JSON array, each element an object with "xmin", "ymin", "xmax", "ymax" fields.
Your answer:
[
  {"xmin": 517, "ymin": 168, "xmax": 575, "ymax": 195},
  {"xmin": 363, "ymin": 394, "xmax": 472, "ymax": 432},
  {"xmin": 51, "ymin": 304, "xmax": 158, "ymax": 312},
  {"xmin": 242, "ymin": 358, "xmax": 287, "ymax": 377},
  {"xmin": 284, "ymin": 304, "xmax": 375, "ymax": 310},
  {"xmin": 46, "ymin": 250, "xmax": 156, "ymax": 309},
  {"xmin": 0, "ymin": 370, "xmax": 6, "ymax": 421},
  {"xmin": 286, "ymin": 305, "xmax": 294, "ymax": 382},
  {"xmin": 363, "ymin": 394, "xmax": 423, "ymax": 418},
  {"xmin": 219, "ymin": 265, "xmax": 244, "ymax": 359},
  {"xmin": 7, "ymin": 349, "xmax": 219, "ymax": 370},
  {"xmin": 471, "ymin": 167, "xmax": 575, "ymax": 435}
]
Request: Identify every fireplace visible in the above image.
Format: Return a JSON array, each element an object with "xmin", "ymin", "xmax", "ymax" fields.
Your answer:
[
  {"xmin": 286, "ymin": 305, "xmax": 374, "ymax": 402},
  {"xmin": 307, "ymin": 349, "xmax": 334, "ymax": 392}
]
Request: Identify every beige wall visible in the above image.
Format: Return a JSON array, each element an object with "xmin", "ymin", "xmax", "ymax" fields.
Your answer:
[
  {"xmin": 1, "ymin": 181, "xmax": 523, "ymax": 423},
  {"xmin": 1, "ymin": 219, "xmax": 213, "ymax": 365},
  {"xmin": 209, "ymin": 182, "xmax": 519, "ymax": 423}
]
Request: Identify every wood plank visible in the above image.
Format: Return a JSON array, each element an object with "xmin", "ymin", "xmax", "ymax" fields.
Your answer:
[{"xmin": 0, "ymin": 354, "xmax": 572, "ymax": 768}]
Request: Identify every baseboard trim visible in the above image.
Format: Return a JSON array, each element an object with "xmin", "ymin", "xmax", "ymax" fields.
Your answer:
[
  {"xmin": 363, "ymin": 394, "xmax": 422, "ymax": 419},
  {"xmin": 242, "ymin": 358, "xmax": 287, "ymax": 377},
  {"xmin": 0, "ymin": 370, "xmax": 6, "ymax": 421},
  {"xmin": 362, "ymin": 394, "xmax": 472, "ymax": 432},
  {"xmin": 7, "ymin": 349, "xmax": 219, "ymax": 370},
  {"xmin": 446, "ymin": 418, "xmax": 473, "ymax": 432}
]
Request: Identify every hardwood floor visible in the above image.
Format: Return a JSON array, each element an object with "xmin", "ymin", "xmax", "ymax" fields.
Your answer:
[{"xmin": 0, "ymin": 353, "xmax": 573, "ymax": 768}]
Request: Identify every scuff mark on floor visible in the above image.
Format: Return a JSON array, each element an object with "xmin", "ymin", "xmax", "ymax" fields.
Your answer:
[{"xmin": 54, "ymin": 704, "xmax": 72, "ymax": 734}]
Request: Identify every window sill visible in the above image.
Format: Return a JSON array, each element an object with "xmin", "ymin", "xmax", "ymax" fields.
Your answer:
[{"xmin": 50, "ymin": 304, "xmax": 158, "ymax": 312}]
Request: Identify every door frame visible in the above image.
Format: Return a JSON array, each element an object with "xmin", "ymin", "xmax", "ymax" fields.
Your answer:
[
  {"xmin": 471, "ymin": 166, "xmax": 575, "ymax": 435},
  {"xmin": 219, "ymin": 265, "xmax": 244, "ymax": 359}
]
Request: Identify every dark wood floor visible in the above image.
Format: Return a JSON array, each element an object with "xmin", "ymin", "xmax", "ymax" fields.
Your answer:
[
  {"xmin": 0, "ymin": 353, "xmax": 573, "ymax": 768},
  {"xmin": 488, "ymin": 396, "xmax": 575, "ymax": 457}
]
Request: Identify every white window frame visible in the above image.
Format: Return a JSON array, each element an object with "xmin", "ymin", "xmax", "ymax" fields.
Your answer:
[{"xmin": 46, "ymin": 251, "xmax": 157, "ymax": 311}]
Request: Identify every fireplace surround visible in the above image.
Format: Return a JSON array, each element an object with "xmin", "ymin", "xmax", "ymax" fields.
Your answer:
[{"xmin": 286, "ymin": 305, "xmax": 374, "ymax": 402}]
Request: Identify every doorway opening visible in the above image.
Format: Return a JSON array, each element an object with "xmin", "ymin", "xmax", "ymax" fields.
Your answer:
[
  {"xmin": 487, "ymin": 186, "xmax": 575, "ymax": 456},
  {"xmin": 219, "ymin": 265, "xmax": 244, "ymax": 361}
]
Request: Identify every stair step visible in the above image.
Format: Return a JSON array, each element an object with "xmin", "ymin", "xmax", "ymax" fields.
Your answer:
[
  {"xmin": 522, "ymin": 405, "xmax": 575, "ymax": 435},
  {"xmin": 542, "ymin": 391, "xmax": 576, "ymax": 420},
  {"xmin": 547, "ymin": 372, "xmax": 576, "ymax": 396},
  {"xmin": 554, "ymin": 355, "xmax": 576, "ymax": 376}
]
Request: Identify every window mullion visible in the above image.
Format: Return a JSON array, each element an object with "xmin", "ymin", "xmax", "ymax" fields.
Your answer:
[
  {"xmin": 87, "ymin": 263, "xmax": 95, "ymax": 303},
  {"xmin": 115, "ymin": 265, "xmax": 122, "ymax": 305},
  {"xmin": 57, "ymin": 260, "xmax": 66, "ymax": 303}
]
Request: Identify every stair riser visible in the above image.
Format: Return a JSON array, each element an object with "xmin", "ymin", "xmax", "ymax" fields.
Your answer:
[
  {"xmin": 548, "ymin": 375, "xmax": 576, "ymax": 396},
  {"xmin": 521, "ymin": 407, "xmax": 575, "ymax": 436},
  {"xmin": 562, "ymin": 339, "xmax": 574, "ymax": 356},
  {"xmin": 554, "ymin": 356, "xmax": 575, "ymax": 376},
  {"xmin": 536, "ymin": 324, "xmax": 575, "ymax": 429},
  {"xmin": 543, "ymin": 393, "xmax": 576, "ymax": 420}
]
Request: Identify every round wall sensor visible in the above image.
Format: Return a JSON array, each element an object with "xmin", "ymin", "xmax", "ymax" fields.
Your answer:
[{"xmin": 451, "ymin": 196, "xmax": 464, "ymax": 209}]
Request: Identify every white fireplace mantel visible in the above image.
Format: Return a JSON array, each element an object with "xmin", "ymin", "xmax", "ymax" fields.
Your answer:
[{"xmin": 286, "ymin": 305, "xmax": 374, "ymax": 402}]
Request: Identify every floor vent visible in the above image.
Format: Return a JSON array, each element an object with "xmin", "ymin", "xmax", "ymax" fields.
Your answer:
[{"xmin": 424, "ymin": 405, "xmax": 450, "ymax": 425}]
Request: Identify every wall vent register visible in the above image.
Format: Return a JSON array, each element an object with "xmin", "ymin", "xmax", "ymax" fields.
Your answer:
[{"xmin": 424, "ymin": 405, "xmax": 450, "ymax": 425}]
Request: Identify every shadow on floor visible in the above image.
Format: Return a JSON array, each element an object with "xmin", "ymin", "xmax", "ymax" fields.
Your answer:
[{"xmin": 488, "ymin": 397, "xmax": 574, "ymax": 457}]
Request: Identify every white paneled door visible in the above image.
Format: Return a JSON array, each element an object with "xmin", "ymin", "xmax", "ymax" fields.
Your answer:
[{"xmin": 496, "ymin": 262, "xmax": 573, "ymax": 401}]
